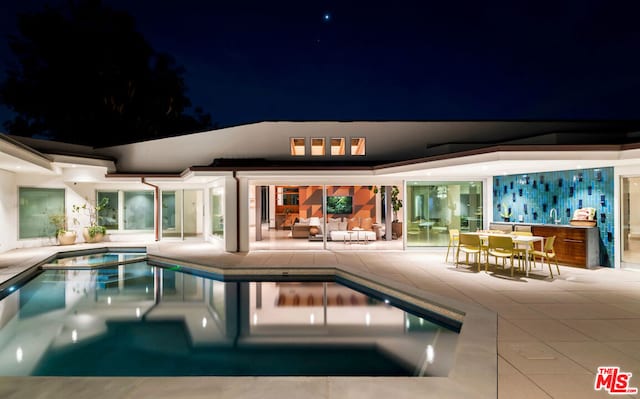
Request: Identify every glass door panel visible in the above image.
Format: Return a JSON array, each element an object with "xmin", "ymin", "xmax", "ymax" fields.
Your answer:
[
  {"xmin": 162, "ymin": 191, "xmax": 181, "ymax": 238},
  {"xmin": 183, "ymin": 189, "xmax": 203, "ymax": 238},
  {"xmin": 622, "ymin": 177, "xmax": 640, "ymax": 268},
  {"xmin": 406, "ymin": 181, "xmax": 483, "ymax": 247},
  {"xmin": 162, "ymin": 190, "xmax": 203, "ymax": 240}
]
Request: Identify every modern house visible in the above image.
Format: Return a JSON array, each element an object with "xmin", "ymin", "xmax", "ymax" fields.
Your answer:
[{"xmin": 2, "ymin": 120, "xmax": 640, "ymax": 269}]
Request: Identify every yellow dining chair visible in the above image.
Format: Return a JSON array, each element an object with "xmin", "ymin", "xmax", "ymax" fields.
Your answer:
[
  {"xmin": 530, "ymin": 236, "xmax": 560, "ymax": 278},
  {"xmin": 445, "ymin": 229, "xmax": 459, "ymax": 262},
  {"xmin": 486, "ymin": 235, "xmax": 516, "ymax": 276},
  {"xmin": 456, "ymin": 233, "xmax": 482, "ymax": 271},
  {"xmin": 512, "ymin": 231, "xmax": 534, "ymax": 271}
]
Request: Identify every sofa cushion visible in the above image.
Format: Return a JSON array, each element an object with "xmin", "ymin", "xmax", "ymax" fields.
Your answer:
[
  {"xmin": 327, "ymin": 221, "xmax": 340, "ymax": 232},
  {"xmin": 360, "ymin": 217, "xmax": 373, "ymax": 231}
]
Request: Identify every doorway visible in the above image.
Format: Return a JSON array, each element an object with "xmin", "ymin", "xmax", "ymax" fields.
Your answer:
[
  {"xmin": 621, "ymin": 177, "xmax": 640, "ymax": 268},
  {"xmin": 161, "ymin": 189, "xmax": 204, "ymax": 239}
]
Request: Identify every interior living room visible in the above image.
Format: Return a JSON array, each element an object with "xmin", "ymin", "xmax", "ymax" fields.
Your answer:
[{"xmin": 250, "ymin": 184, "xmax": 404, "ymax": 250}]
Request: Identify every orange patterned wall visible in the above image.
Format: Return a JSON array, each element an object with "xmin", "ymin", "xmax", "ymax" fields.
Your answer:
[{"xmin": 297, "ymin": 186, "xmax": 376, "ymax": 222}]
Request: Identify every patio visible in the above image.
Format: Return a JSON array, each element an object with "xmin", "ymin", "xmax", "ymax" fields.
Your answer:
[{"xmin": 1, "ymin": 241, "xmax": 639, "ymax": 398}]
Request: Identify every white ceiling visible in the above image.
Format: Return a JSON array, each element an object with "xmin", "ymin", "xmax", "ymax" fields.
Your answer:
[{"xmin": 0, "ymin": 151, "xmax": 54, "ymax": 175}]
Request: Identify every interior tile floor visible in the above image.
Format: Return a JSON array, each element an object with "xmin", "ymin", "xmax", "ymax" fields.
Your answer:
[{"xmin": 1, "ymin": 241, "xmax": 640, "ymax": 399}]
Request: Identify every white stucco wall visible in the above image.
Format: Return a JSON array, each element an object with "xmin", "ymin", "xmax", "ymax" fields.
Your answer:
[
  {"xmin": 0, "ymin": 169, "xmax": 17, "ymax": 253},
  {"xmin": 13, "ymin": 174, "xmax": 91, "ymax": 248}
]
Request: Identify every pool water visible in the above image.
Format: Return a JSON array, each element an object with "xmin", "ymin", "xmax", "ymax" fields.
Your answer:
[
  {"xmin": 0, "ymin": 261, "xmax": 458, "ymax": 377},
  {"xmin": 48, "ymin": 252, "xmax": 146, "ymax": 267}
]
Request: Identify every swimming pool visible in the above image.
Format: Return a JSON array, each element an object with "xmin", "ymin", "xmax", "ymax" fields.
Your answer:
[
  {"xmin": 0, "ymin": 260, "xmax": 459, "ymax": 377},
  {"xmin": 46, "ymin": 251, "xmax": 146, "ymax": 267}
]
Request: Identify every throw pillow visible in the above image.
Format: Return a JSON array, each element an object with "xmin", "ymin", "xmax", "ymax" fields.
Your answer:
[{"xmin": 327, "ymin": 221, "xmax": 340, "ymax": 232}]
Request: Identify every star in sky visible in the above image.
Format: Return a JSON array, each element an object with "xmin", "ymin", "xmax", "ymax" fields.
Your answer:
[{"xmin": 322, "ymin": 12, "xmax": 331, "ymax": 22}]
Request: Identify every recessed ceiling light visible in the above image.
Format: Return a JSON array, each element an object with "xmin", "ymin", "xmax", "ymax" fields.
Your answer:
[{"xmin": 15, "ymin": 166, "xmax": 21, "ymax": 169}]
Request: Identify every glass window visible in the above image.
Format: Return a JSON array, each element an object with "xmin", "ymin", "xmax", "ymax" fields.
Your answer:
[
  {"xmin": 311, "ymin": 138, "xmax": 325, "ymax": 156},
  {"xmin": 351, "ymin": 138, "xmax": 365, "ymax": 155},
  {"xmin": 331, "ymin": 138, "xmax": 345, "ymax": 155},
  {"xmin": 124, "ymin": 191, "xmax": 154, "ymax": 230},
  {"xmin": 406, "ymin": 181, "xmax": 483, "ymax": 247},
  {"xmin": 19, "ymin": 187, "xmax": 65, "ymax": 239},
  {"xmin": 290, "ymin": 138, "xmax": 305, "ymax": 156},
  {"xmin": 211, "ymin": 187, "xmax": 224, "ymax": 237},
  {"xmin": 97, "ymin": 192, "xmax": 119, "ymax": 230}
]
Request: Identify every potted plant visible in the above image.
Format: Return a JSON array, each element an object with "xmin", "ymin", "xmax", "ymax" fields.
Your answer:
[
  {"xmin": 389, "ymin": 186, "xmax": 403, "ymax": 239},
  {"xmin": 499, "ymin": 202, "xmax": 512, "ymax": 222},
  {"xmin": 72, "ymin": 197, "xmax": 109, "ymax": 243},
  {"xmin": 371, "ymin": 185, "xmax": 403, "ymax": 239},
  {"xmin": 49, "ymin": 214, "xmax": 77, "ymax": 245}
]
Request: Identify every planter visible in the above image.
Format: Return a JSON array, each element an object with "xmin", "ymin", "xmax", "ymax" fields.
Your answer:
[
  {"xmin": 57, "ymin": 231, "xmax": 77, "ymax": 246},
  {"xmin": 391, "ymin": 221, "xmax": 403, "ymax": 239},
  {"xmin": 82, "ymin": 227, "xmax": 105, "ymax": 243}
]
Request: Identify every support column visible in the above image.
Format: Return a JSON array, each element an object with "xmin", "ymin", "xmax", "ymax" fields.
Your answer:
[
  {"xmin": 224, "ymin": 175, "xmax": 238, "ymax": 252},
  {"xmin": 255, "ymin": 185, "xmax": 262, "ymax": 241},
  {"xmin": 238, "ymin": 176, "xmax": 250, "ymax": 252},
  {"xmin": 385, "ymin": 185, "xmax": 392, "ymax": 241}
]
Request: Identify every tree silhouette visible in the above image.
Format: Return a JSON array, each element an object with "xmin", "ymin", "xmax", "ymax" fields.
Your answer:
[{"xmin": 0, "ymin": 0, "xmax": 213, "ymax": 146}]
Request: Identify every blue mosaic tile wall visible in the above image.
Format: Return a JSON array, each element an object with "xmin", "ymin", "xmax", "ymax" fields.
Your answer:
[{"xmin": 493, "ymin": 167, "xmax": 614, "ymax": 267}]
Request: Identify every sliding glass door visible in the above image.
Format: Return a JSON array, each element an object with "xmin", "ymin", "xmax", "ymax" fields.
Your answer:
[
  {"xmin": 161, "ymin": 190, "xmax": 204, "ymax": 239},
  {"xmin": 622, "ymin": 177, "xmax": 640, "ymax": 268},
  {"xmin": 406, "ymin": 181, "xmax": 483, "ymax": 247}
]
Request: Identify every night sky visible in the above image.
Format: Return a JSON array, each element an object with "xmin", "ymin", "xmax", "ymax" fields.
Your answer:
[{"xmin": 1, "ymin": 0, "xmax": 640, "ymax": 129}]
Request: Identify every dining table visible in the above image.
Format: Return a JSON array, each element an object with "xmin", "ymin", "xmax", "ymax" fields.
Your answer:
[{"xmin": 465, "ymin": 230, "xmax": 544, "ymax": 277}]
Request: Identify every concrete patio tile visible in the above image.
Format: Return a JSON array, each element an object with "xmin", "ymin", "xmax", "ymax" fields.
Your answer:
[
  {"xmin": 560, "ymin": 319, "xmax": 640, "ymax": 341},
  {"xmin": 607, "ymin": 341, "xmax": 640, "ymax": 362},
  {"xmin": 509, "ymin": 319, "xmax": 593, "ymax": 342},
  {"xmin": 498, "ymin": 357, "xmax": 553, "ymax": 399},
  {"xmin": 498, "ymin": 341, "xmax": 591, "ymax": 375},
  {"xmin": 547, "ymin": 341, "xmax": 640, "ymax": 376},
  {"xmin": 499, "ymin": 290, "xmax": 596, "ymax": 304},
  {"xmin": 529, "ymin": 373, "xmax": 633, "ymax": 399},
  {"xmin": 528, "ymin": 303, "xmax": 639, "ymax": 320},
  {"xmin": 498, "ymin": 317, "xmax": 540, "ymax": 342},
  {"xmin": 487, "ymin": 303, "xmax": 549, "ymax": 320}
]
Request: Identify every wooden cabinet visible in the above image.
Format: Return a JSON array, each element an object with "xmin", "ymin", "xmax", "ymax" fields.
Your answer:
[{"xmin": 530, "ymin": 225, "xmax": 600, "ymax": 268}]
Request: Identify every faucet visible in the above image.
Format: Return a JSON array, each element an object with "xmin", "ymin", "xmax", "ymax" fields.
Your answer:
[{"xmin": 549, "ymin": 208, "xmax": 560, "ymax": 224}]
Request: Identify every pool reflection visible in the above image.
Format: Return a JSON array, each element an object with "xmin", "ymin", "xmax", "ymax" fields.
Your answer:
[{"xmin": 0, "ymin": 262, "xmax": 458, "ymax": 377}]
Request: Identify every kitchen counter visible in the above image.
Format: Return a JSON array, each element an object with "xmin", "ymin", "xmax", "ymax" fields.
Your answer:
[{"xmin": 490, "ymin": 222, "xmax": 600, "ymax": 267}]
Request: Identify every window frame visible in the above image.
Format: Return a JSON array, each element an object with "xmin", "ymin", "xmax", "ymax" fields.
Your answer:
[
  {"xmin": 330, "ymin": 138, "xmax": 345, "ymax": 156},
  {"xmin": 311, "ymin": 137, "xmax": 326, "ymax": 156},
  {"xmin": 350, "ymin": 137, "xmax": 366, "ymax": 156},
  {"xmin": 18, "ymin": 187, "xmax": 66, "ymax": 239},
  {"xmin": 290, "ymin": 137, "xmax": 306, "ymax": 156}
]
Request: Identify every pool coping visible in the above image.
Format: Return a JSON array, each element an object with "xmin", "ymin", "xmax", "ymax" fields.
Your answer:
[{"xmin": 0, "ymin": 246, "xmax": 497, "ymax": 399}]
